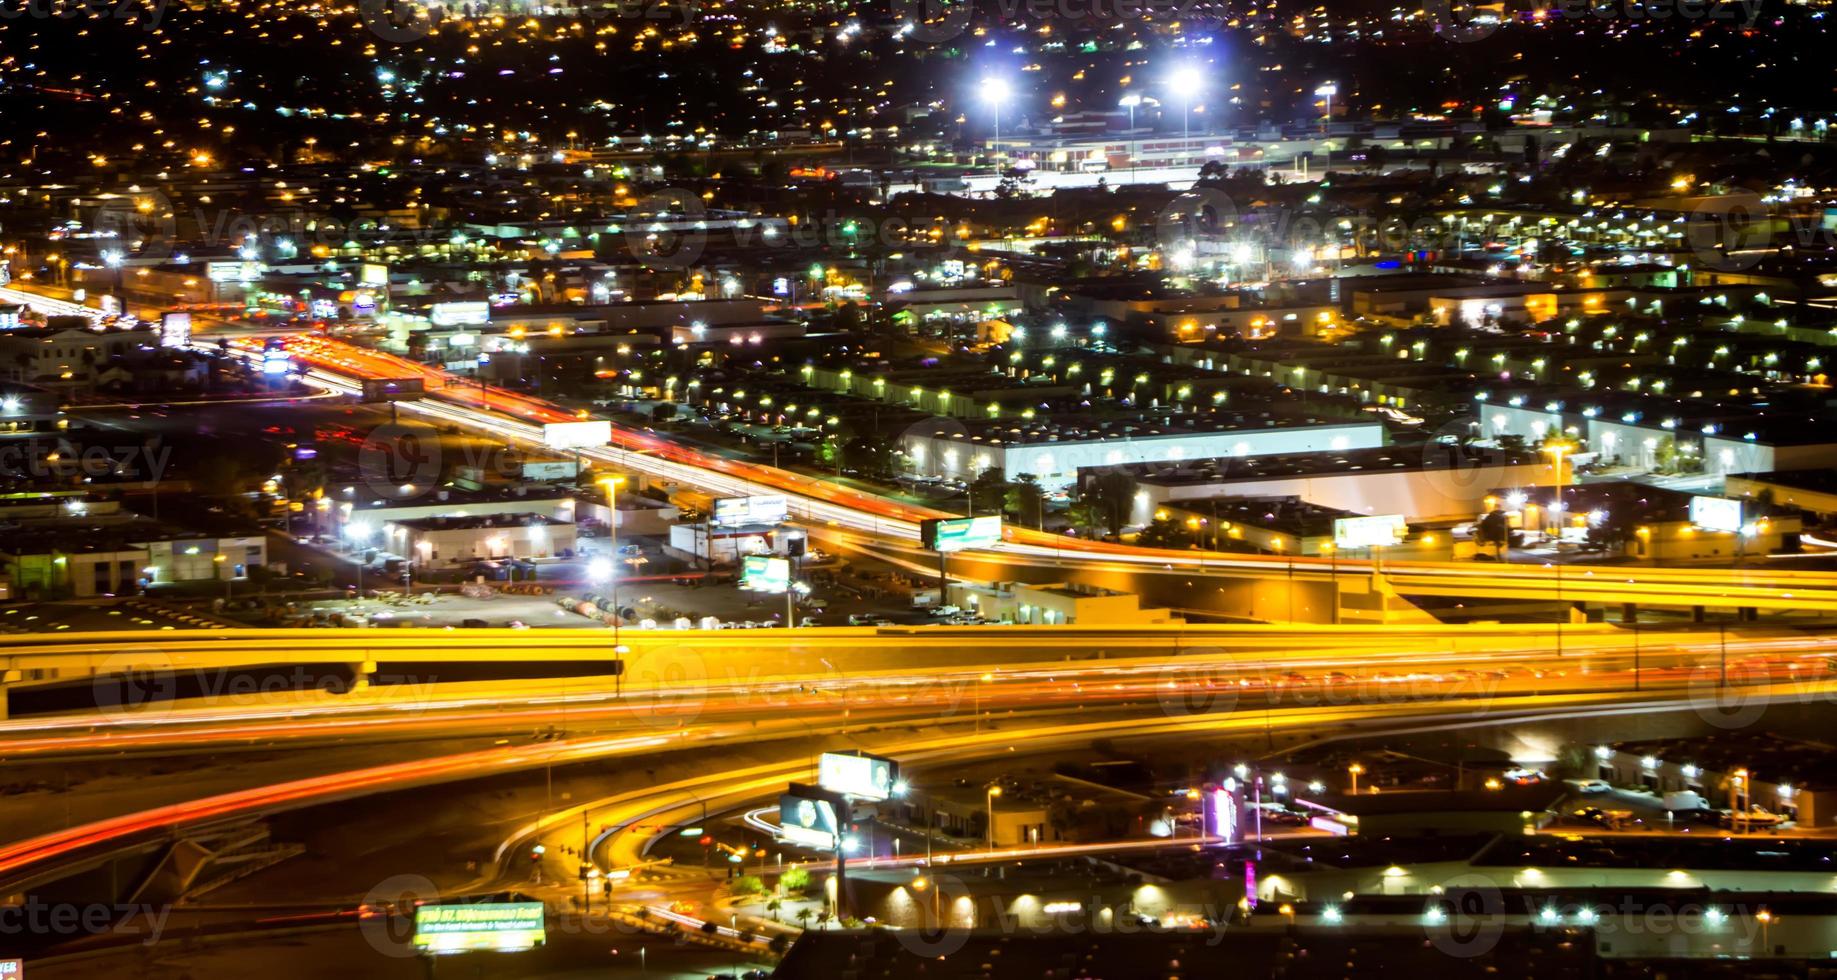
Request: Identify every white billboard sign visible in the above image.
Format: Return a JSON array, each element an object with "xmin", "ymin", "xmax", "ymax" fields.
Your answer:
[
  {"xmin": 1333, "ymin": 514, "xmax": 1406, "ymax": 550},
  {"xmin": 713, "ymin": 494, "xmax": 789, "ymax": 527},
  {"xmin": 541, "ymin": 420, "xmax": 612, "ymax": 450},
  {"xmin": 1689, "ymin": 495, "xmax": 1743, "ymax": 533},
  {"xmin": 817, "ymin": 752, "xmax": 897, "ymax": 802},
  {"xmin": 430, "ymin": 301, "xmax": 490, "ymax": 327}
]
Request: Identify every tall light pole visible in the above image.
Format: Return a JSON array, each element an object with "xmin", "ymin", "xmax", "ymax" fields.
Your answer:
[
  {"xmin": 1119, "ymin": 94, "xmax": 1142, "ymax": 184},
  {"xmin": 985, "ymin": 785, "xmax": 1001, "ymax": 850},
  {"xmin": 1314, "ymin": 83, "xmax": 1337, "ymax": 136},
  {"xmin": 598, "ymin": 475, "xmax": 629, "ymax": 670},
  {"xmin": 1169, "ymin": 66, "xmax": 1204, "ymax": 163},
  {"xmin": 1347, "ymin": 761, "xmax": 1365, "ymax": 794},
  {"xmin": 980, "ymin": 76, "xmax": 1012, "ymax": 182}
]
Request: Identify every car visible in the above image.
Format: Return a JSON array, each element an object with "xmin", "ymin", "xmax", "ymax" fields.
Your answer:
[{"xmin": 1571, "ymin": 779, "xmax": 1611, "ymax": 794}]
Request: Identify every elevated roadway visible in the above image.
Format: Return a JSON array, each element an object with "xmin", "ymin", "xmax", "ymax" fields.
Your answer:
[{"xmin": 262, "ymin": 336, "xmax": 1837, "ymax": 621}]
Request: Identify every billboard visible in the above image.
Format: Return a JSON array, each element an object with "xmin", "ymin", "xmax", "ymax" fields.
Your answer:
[
  {"xmin": 1689, "ymin": 495, "xmax": 1744, "ymax": 533},
  {"xmin": 412, "ymin": 902, "xmax": 545, "ymax": 954},
  {"xmin": 541, "ymin": 420, "xmax": 612, "ymax": 450},
  {"xmin": 159, "ymin": 311, "xmax": 192, "ymax": 348},
  {"xmin": 1332, "ymin": 514, "xmax": 1406, "ymax": 550},
  {"xmin": 741, "ymin": 554, "xmax": 790, "ymax": 593},
  {"xmin": 206, "ymin": 260, "xmax": 264, "ymax": 283},
  {"xmin": 919, "ymin": 515, "xmax": 1001, "ymax": 553},
  {"xmin": 713, "ymin": 494, "xmax": 789, "ymax": 527},
  {"xmin": 360, "ymin": 377, "xmax": 426, "ymax": 403},
  {"xmin": 777, "ymin": 789, "xmax": 841, "ymax": 849},
  {"xmin": 359, "ymin": 263, "xmax": 390, "ymax": 287},
  {"xmin": 818, "ymin": 751, "xmax": 898, "ymax": 802},
  {"xmin": 430, "ymin": 301, "xmax": 490, "ymax": 327},
  {"xmin": 522, "ymin": 460, "xmax": 579, "ymax": 481}
]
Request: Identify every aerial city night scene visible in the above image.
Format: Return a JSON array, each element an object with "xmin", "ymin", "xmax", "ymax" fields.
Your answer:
[{"xmin": 3, "ymin": 0, "xmax": 1837, "ymax": 974}]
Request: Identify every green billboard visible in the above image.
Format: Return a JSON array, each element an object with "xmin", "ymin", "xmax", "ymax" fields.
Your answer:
[{"xmin": 919, "ymin": 516, "xmax": 1001, "ymax": 553}]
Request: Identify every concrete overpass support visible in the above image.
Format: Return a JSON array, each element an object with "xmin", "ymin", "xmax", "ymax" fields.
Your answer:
[{"xmin": 1336, "ymin": 574, "xmax": 1441, "ymax": 626}]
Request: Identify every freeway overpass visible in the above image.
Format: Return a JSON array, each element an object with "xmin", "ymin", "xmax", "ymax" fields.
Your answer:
[
  {"xmin": 2, "ymin": 621, "xmax": 1830, "ymax": 723},
  {"xmin": 261, "ymin": 336, "xmax": 1837, "ymax": 623}
]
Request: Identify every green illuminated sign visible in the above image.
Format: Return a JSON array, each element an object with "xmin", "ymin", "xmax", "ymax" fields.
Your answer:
[
  {"xmin": 920, "ymin": 516, "xmax": 1001, "ymax": 553},
  {"xmin": 412, "ymin": 902, "xmax": 545, "ymax": 954}
]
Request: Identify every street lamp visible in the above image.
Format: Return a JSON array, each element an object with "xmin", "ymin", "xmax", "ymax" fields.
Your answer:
[
  {"xmin": 598, "ymin": 476, "xmax": 629, "ymax": 660},
  {"xmin": 985, "ymin": 785, "xmax": 1002, "ymax": 850},
  {"xmin": 1347, "ymin": 761, "xmax": 1365, "ymax": 794},
  {"xmin": 980, "ymin": 76, "xmax": 1013, "ymax": 178},
  {"xmin": 1119, "ymin": 94, "xmax": 1142, "ymax": 182},
  {"xmin": 1168, "ymin": 66, "xmax": 1204, "ymax": 155},
  {"xmin": 1314, "ymin": 83, "xmax": 1337, "ymax": 134}
]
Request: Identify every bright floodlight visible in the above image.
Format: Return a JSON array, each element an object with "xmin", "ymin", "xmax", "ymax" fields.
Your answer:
[
  {"xmin": 587, "ymin": 557, "xmax": 613, "ymax": 581},
  {"xmin": 1315, "ymin": 83, "xmax": 1338, "ymax": 97},
  {"xmin": 1170, "ymin": 66, "xmax": 1204, "ymax": 93},
  {"xmin": 980, "ymin": 76, "xmax": 1012, "ymax": 105},
  {"xmin": 1118, "ymin": 93, "xmax": 1142, "ymax": 108}
]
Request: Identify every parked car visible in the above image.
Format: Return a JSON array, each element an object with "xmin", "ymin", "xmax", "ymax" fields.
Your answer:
[{"xmin": 1571, "ymin": 779, "xmax": 1611, "ymax": 794}]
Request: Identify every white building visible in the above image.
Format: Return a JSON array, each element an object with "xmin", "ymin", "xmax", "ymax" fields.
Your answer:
[
  {"xmin": 902, "ymin": 417, "xmax": 1387, "ymax": 491},
  {"xmin": 387, "ymin": 514, "xmax": 577, "ymax": 565}
]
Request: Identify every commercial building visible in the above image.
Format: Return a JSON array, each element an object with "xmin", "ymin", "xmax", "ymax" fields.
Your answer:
[
  {"xmin": 1592, "ymin": 733, "xmax": 1835, "ymax": 826},
  {"xmin": 385, "ymin": 514, "xmax": 577, "ymax": 565},
  {"xmin": 902, "ymin": 415, "xmax": 1386, "ymax": 491},
  {"xmin": 1101, "ymin": 444, "xmax": 1550, "ymax": 526},
  {"xmin": 1478, "ymin": 482, "xmax": 1800, "ymax": 563},
  {"xmin": 1726, "ymin": 469, "xmax": 1837, "ymax": 521},
  {"xmin": 0, "ymin": 523, "xmax": 266, "ymax": 598}
]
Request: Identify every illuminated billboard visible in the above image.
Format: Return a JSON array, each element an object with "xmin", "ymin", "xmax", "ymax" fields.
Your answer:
[
  {"xmin": 412, "ymin": 902, "xmax": 545, "ymax": 954},
  {"xmin": 541, "ymin": 420, "xmax": 612, "ymax": 450},
  {"xmin": 741, "ymin": 554, "xmax": 790, "ymax": 593},
  {"xmin": 1689, "ymin": 495, "xmax": 1743, "ymax": 533},
  {"xmin": 206, "ymin": 260, "xmax": 264, "ymax": 283},
  {"xmin": 159, "ymin": 311, "xmax": 192, "ymax": 348},
  {"xmin": 818, "ymin": 751, "xmax": 898, "ymax": 802},
  {"xmin": 430, "ymin": 301, "xmax": 490, "ymax": 327},
  {"xmin": 713, "ymin": 494, "xmax": 789, "ymax": 527},
  {"xmin": 919, "ymin": 515, "xmax": 1001, "ymax": 553},
  {"xmin": 777, "ymin": 789, "xmax": 841, "ymax": 849},
  {"xmin": 359, "ymin": 263, "xmax": 390, "ymax": 287},
  {"xmin": 1332, "ymin": 514, "xmax": 1406, "ymax": 550}
]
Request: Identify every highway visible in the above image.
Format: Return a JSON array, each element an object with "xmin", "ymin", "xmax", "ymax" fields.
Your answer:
[
  {"xmin": 2, "ymin": 622, "xmax": 1833, "ymax": 891},
  {"xmin": 256, "ymin": 335, "xmax": 1837, "ymax": 617}
]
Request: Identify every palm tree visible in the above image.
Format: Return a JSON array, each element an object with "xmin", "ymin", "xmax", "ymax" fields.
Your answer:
[
  {"xmin": 766, "ymin": 896, "xmax": 782, "ymax": 922},
  {"xmin": 795, "ymin": 908, "xmax": 813, "ymax": 930}
]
